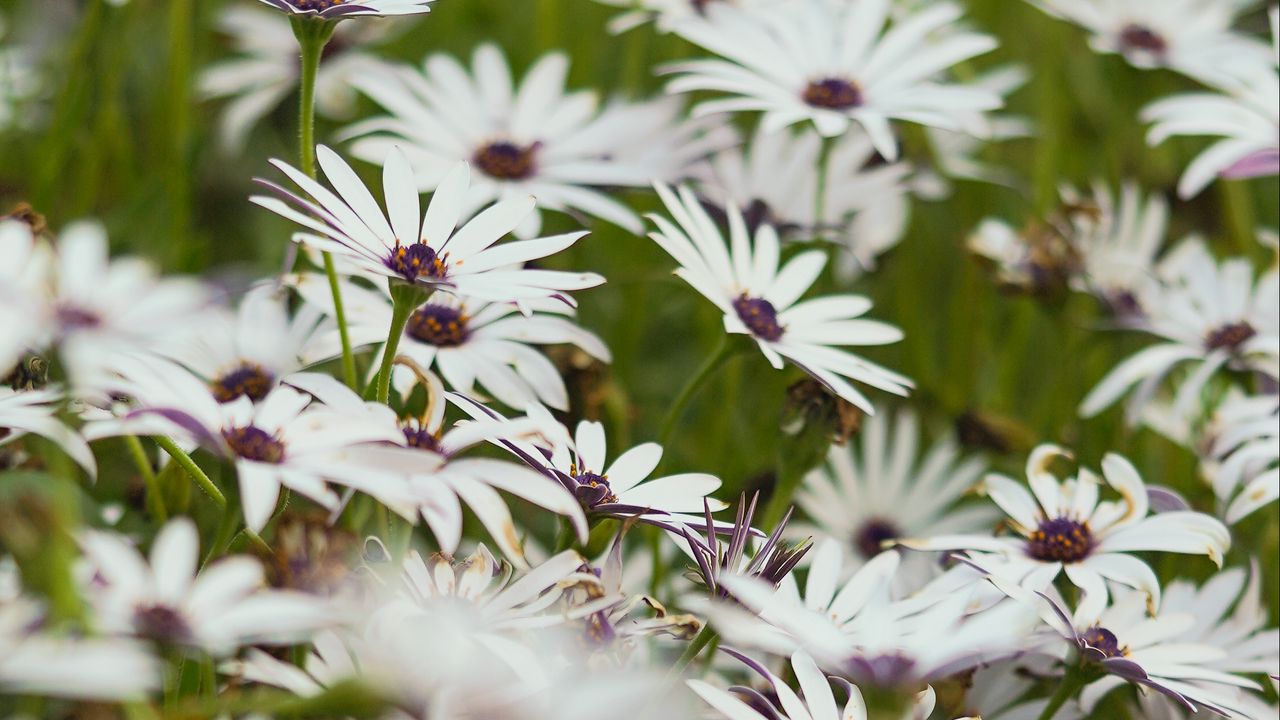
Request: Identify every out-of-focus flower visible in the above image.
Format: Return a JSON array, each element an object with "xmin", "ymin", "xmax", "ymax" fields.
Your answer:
[
  {"xmin": 680, "ymin": 493, "xmax": 811, "ymax": 603},
  {"xmin": 692, "ymin": 125, "xmax": 915, "ymax": 277},
  {"xmin": 200, "ymin": 5, "xmax": 408, "ymax": 150},
  {"xmin": 254, "ymin": 147, "xmax": 604, "ymax": 301},
  {"xmin": 920, "ymin": 65, "xmax": 1034, "ymax": 192},
  {"xmin": 0, "ymin": 386, "xmax": 96, "ymax": 478},
  {"xmin": 256, "ymin": 0, "xmax": 435, "ymax": 20},
  {"xmin": 1206, "ymin": 392, "xmax": 1279, "ymax": 524},
  {"xmin": 79, "ymin": 517, "xmax": 334, "ymax": 655},
  {"xmin": 291, "ymin": 272, "xmax": 609, "ymax": 411},
  {"xmin": 1028, "ymin": 0, "xmax": 1272, "ymax": 85},
  {"xmin": 592, "ymin": 0, "xmax": 780, "ymax": 35},
  {"xmin": 1079, "ymin": 238, "xmax": 1278, "ymax": 421},
  {"xmin": 1062, "ymin": 182, "xmax": 1169, "ymax": 319},
  {"xmin": 343, "ymin": 45, "xmax": 709, "ymax": 237},
  {"xmin": 898, "ymin": 445, "xmax": 1231, "ymax": 622},
  {"xmin": 792, "ymin": 409, "xmax": 994, "ymax": 589},
  {"xmin": 664, "ymin": 0, "xmax": 999, "ymax": 160},
  {"xmin": 649, "ymin": 183, "xmax": 911, "ymax": 413}
]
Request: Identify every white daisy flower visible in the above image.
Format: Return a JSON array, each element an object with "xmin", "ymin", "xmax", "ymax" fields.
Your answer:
[
  {"xmin": 692, "ymin": 124, "xmax": 915, "ymax": 277},
  {"xmin": 341, "ymin": 45, "xmax": 695, "ymax": 237},
  {"xmin": 79, "ymin": 517, "xmax": 334, "ymax": 655},
  {"xmin": 31, "ymin": 221, "xmax": 215, "ymax": 390},
  {"xmin": 1026, "ymin": 587, "xmax": 1263, "ymax": 717},
  {"xmin": 0, "ymin": 220, "xmax": 51, "ymax": 374},
  {"xmin": 1079, "ymin": 238, "xmax": 1279, "ymax": 421},
  {"xmin": 0, "ymin": 14, "xmax": 38, "ymax": 134},
  {"xmin": 253, "ymin": 146, "xmax": 604, "ymax": 302},
  {"xmin": 1, "ymin": 597, "xmax": 159, "ymax": 700},
  {"xmin": 792, "ymin": 409, "xmax": 996, "ymax": 589},
  {"xmin": 898, "ymin": 445, "xmax": 1232, "ymax": 623},
  {"xmin": 1142, "ymin": 28, "xmax": 1279, "ymax": 199},
  {"xmin": 920, "ymin": 65, "xmax": 1034, "ymax": 192},
  {"xmin": 256, "ymin": 0, "xmax": 434, "ymax": 19},
  {"xmin": 1160, "ymin": 562, "xmax": 1279, "ymax": 684},
  {"xmin": 688, "ymin": 649, "xmax": 951, "ymax": 720},
  {"xmin": 84, "ymin": 356, "xmax": 411, "ymax": 532},
  {"xmin": 648, "ymin": 183, "xmax": 912, "ymax": 413},
  {"xmin": 0, "ymin": 386, "xmax": 96, "ymax": 478},
  {"xmin": 1028, "ymin": 0, "xmax": 1273, "ymax": 86},
  {"xmin": 159, "ymin": 282, "xmax": 333, "ymax": 405},
  {"xmin": 199, "ymin": 5, "xmax": 405, "ymax": 150},
  {"xmin": 663, "ymin": 0, "xmax": 1000, "ymax": 160},
  {"xmin": 1062, "ymin": 181, "xmax": 1169, "ymax": 318},
  {"xmin": 290, "ymin": 271, "xmax": 610, "ymax": 411},
  {"xmin": 1206, "ymin": 392, "xmax": 1279, "ymax": 525},
  {"xmin": 321, "ymin": 370, "xmax": 589, "ymax": 567}
]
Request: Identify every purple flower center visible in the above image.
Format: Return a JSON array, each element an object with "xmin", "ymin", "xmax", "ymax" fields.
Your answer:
[
  {"xmin": 1118, "ymin": 24, "xmax": 1167, "ymax": 56},
  {"xmin": 402, "ymin": 425, "xmax": 444, "ymax": 454},
  {"xmin": 386, "ymin": 242, "xmax": 446, "ymax": 283},
  {"xmin": 1081, "ymin": 625, "xmax": 1124, "ymax": 658},
  {"xmin": 1027, "ymin": 516, "xmax": 1093, "ymax": 563},
  {"xmin": 573, "ymin": 471, "xmax": 617, "ymax": 507},
  {"xmin": 224, "ymin": 425, "xmax": 286, "ymax": 464},
  {"xmin": 1205, "ymin": 321, "xmax": 1256, "ymax": 352},
  {"xmin": 289, "ymin": 0, "xmax": 350, "ymax": 10},
  {"xmin": 211, "ymin": 363, "xmax": 275, "ymax": 404},
  {"xmin": 803, "ymin": 77, "xmax": 863, "ymax": 110},
  {"xmin": 406, "ymin": 305, "xmax": 469, "ymax": 347},
  {"xmin": 473, "ymin": 141, "xmax": 538, "ymax": 181},
  {"xmin": 133, "ymin": 603, "xmax": 191, "ymax": 643},
  {"xmin": 854, "ymin": 517, "xmax": 902, "ymax": 559},
  {"xmin": 55, "ymin": 304, "xmax": 102, "ymax": 329},
  {"xmin": 733, "ymin": 294, "xmax": 785, "ymax": 341}
]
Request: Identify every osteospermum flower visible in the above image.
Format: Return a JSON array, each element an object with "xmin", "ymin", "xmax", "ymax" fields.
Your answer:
[
  {"xmin": 290, "ymin": 272, "xmax": 610, "ymax": 411},
  {"xmin": 1159, "ymin": 562, "xmax": 1279, "ymax": 685},
  {"xmin": 160, "ymin": 283, "xmax": 332, "ymax": 405},
  {"xmin": 79, "ymin": 517, "xmax": 334, "ymax": 655},
  {"xmin": 1079, "ymin": 238, "xmax": 1279, "ymax": 421},
  {"xmin": 680, "ymin": 493, "xmax": 811, "ymax": 603},
  {"xmin": 663, "ymin": 0, "xmax": 1000, "ymax": 160},
  {"xmin": 648, "ymin": 183, "xmax": 911, "ymax": 413},
  {"xmin": 1062, "ymin": 182, "xmax": 1169, "ymax": 319},
  {"xmin": 84, "ymin": 355, "xmax": 411, "ymax": 532},
  {"xmin": 256, "ymin": 0, "xmax": 434, "ymax": 19},
  {"xmin": 921, "ymin": 65, "xmax": 1034, "ymax": 191},
  {"xmin": 592, "ymin": 0, "xmax": 779, "ymax": 35},
  {"xmin": 1206, "ymin": 392, "xmax": 1279, "ymax": 525},
  {"xmin": 0, "ymin": 386, "xmax": 95, "ymax": 478},
  {"xmin": 1027, "ymin": 588, "xmax": 1262, "ymax": 716},
  {"xmin": 1028, "ymin": 0, "xmax": 1272, "ymax": 86},
  {"xmin": 342, "ymin": 45, "xmax": 700, "ymax": 237},
  {"xmin": 199, "ymin": 5, "xmax": 403, "ymax": 150},
  {"xmin": 253, "ymin": 146, "xmax": 604, "ymax": 301},
  {"xmin": 693, "ymin": 124, "xmax": 915, "ymax": 277},
  {"xmin": 792, "ymin": 409, "xmax": 995, "ymax": 588},
  {"xmin": 898, "ymin": 445, "xmax": 1232, "ymax": 623}
]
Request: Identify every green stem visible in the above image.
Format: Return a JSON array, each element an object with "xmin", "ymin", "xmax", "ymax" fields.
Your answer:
[
  {"xmin": 814, "ymin": 135, "xmax": 835, "ymax": 234},
  {"xmin": 1037, "ymin": 667, "xmax": 1087, "ymax": 720},
  {"xmin": 125, "ymin": 435, "xmax": 167, "ymax": 522},
  {"xmin": 659, "ymin": 336, "xmax": 736, "ymax": 450},
  {"xmin": 153, "ymin": 436, "xmax": 226, "ymax": 509},
  {"xmin": 373, "ymin": 285, "xmax": 422, "ymax": 404},
  {"xmin": 668, "ymin": 625, "xmax": 718, "ymax": 679},
  {"xmin": 292, "ymin": 18, "xmax": 357, "ymax": 391}
]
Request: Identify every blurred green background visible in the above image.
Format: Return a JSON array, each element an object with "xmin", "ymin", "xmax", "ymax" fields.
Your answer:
[{"xmin": 0, "ymin": 0, "xmax": 1276, "ymax": 624}]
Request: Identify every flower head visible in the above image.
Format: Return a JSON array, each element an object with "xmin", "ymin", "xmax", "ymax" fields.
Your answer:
[{"xmin": 256, "ymin": 0, "xmax": 434, "ymax": 19}]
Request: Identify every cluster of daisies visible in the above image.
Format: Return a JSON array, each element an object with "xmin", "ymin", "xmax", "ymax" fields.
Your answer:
[{"xmin": 0, "ymin": 0, "xmax": 1276, "ymax": 719}]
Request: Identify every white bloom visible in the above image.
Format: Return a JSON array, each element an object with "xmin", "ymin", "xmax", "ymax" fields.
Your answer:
[
  {"xmin": 1142, "ymin": 33, "xmax": 1279, "ymax": 198},
  {"xmin": 664, "ymin": 0, "xmax": 1000, "ymax": 160},
  {"xmin": 1207, "ymin": 392, "xmax": 1279, "ymax": 524},
  {"xmin": 648, "ymin": 183, "xmax": 911, "ymax": 413},
  {"xmin": 160, "ymin": 282, "xmax": 333, "ymax": 404},
  {"xmin": 1161, "ymin": 562, "xmax": 1279, "ymax": 683},
  {"xmin": 692, "ymin": 124, "xmax": 915, "ymax": 277},
  {"xmin": 80, "ymin": 517, "xmax": 334, "ymax": 655},
  {"xmin": 1079, "ymin": 238, "xmax": 1279, "ymax": 421},
  {"xmin": 342, "ymin": 45, "xmax": 699, "ymax": 236},
  {"xmin": 254, "ymin": 146, "xmax": 604, "ymax": 302},
  {"xmin": 1029, "ymin": 0, "xmax": 1272, "ymax": 85},
  {"xmin": 0, "ymin": 386, "xmax": 96, "ymax": 478},
  {"xmin": 792, "ymin": 409, "xmax": 995, "ymax": 589},
  {"xmin": 921, "ymin": 65, "xmax": 1034, "ymax": 191},
  {"xmin": 256, "ymin": 0, "xmax": 434, "ymax": 19},
  {"xmin": 899, "ymin": 445, "xmax": 1232, "ymax": 623},
  {"xmin": 1063, "ymin": 181, "xmax": 1169, "ymax": 317},
  {"xmin": 592, "ymin": 0, "xmax": 781, "ymax": 35},
  {"xmin": 84, "ymin": 356, "xmax": 411, "ymax": 532},
  {"xmin": 199, "ymin": 5, "xmax": 404, "ymax": 149},
  {"xmin": 291, "ymin": 272, "xmax": 609, "ymax": 411}
]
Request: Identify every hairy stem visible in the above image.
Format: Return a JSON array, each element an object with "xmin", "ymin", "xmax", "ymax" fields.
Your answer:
[{"xmin": 153, "ymin": 436, "xmax": 226, "ymax": 509}]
